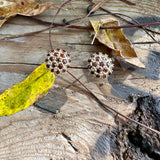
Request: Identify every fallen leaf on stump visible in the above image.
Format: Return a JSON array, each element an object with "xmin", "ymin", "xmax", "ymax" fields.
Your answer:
[
  {"xmin": 0, "ymin": 0, "xmax": 54, "ymax": 27},
  {"xmin": 90, "ymin": 19, "xmax": 145, "ymax": 69},
  {"xmin": 0, "ymin": 63, "xmax": 55, "ymax": 116}
]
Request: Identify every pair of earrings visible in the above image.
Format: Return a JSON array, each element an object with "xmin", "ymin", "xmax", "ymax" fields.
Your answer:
[{"xmin": 45, "ymin": 48, "xmax": 114, "ymax": 78}]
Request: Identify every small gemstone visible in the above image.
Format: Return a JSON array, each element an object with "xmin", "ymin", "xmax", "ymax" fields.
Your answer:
[
  {"xmin": 106, "ymin": 62, "xmax": 110, "ymax": 67},
  {"xmin": 52, "ymin": 63, "xmax": 57, "ymax": 68},
  {"xmin": 91, "ymin": 54, "xmax": 94, "ymax": 58},
  {"xmin": 45, "ymin": 48, "xmax": 71, "ymax": 75},
  {"xmin": 67, "ymin": 53, "xmax": 70, "ymax": 57},
  {"xmin": 96, "ymin": 56, "xmax": 100, "ymax": 61},
  {"xmin": 96, "ymin": 74, "xmax": 100, "ymax": 78},
  {"xmin": 58, "ymin": 64, "xmax": 63, "ymax": 69},
  {"xmin": 88, "ymin": 59, "xmax": 92, "ymax": 63},
  {"xmin": 88, "ymin": 65, "xmax": 92, "ymax": 69},
  {"xmin": 50, "ymin": 57, "xmax": 54, "ymax": 61},
  {"xmin": 91, "ymin": 71, "xmax": 95, "ymax": 74},
  {"xmin": 92, "ymin": 62, "xmax": 97, "ymax": 67},
  {"xmin": 97, "ymin": 68, "xmax": 101, "ymax": 73},
  {"xmin": 56, "ymin": 58, "xmax": 61, "ymax": 62},
  {"xmin": 60, "ymin": 54, "xmax": 65, "ymax": 58},
  {"xmin": 100, "ymin": 62, "xmax": 104, "ymax": 67},
  {"xmin": 46, "ymin": 64, "xmax": 50, "ymax": 68},
  {"xmin": 103, "ymin": 68, "xmax": 108, "ymax": 72},
  {"xmin": 62, "ymin": 59, "xmax": 67, "ymax": 64},
  {"xmin": 54, "ymin": 52, "xmax": 59, "ymax": 57},
  {"xmin": 56, "ymin": 70, "xmax": 60, "ymax": 74},
  {"xmin": 51, "ymin": 69, "xmax": 54, "ymax": 72},
  {"xmin": 88, "ymin": 52, "xmax": 113, "ymax": 78}
]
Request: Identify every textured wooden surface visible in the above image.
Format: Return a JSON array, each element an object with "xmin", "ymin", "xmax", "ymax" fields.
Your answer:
[{"xmin": 0, "ymin": 0, "xmax": 160, "ymax": 159}]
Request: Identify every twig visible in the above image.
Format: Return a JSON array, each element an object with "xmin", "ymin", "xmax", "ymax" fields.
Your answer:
[
  {"xmin": 133, "ymin": 41, "xmax": 160, "ymax": 44},
  {"xmin": 28, "ymin": 16, "xmax": 160, "ymax": 30},
  {"xmin": 100, "ymin": 22, "xmax": 160, "ymax": 29},
  {"xmin": 49, "ymin": 0, "xmax": 75, "ymax": 50},
  {"xmin": 67, "ymin": 70, "xmax": 160, "ymax": 135},
  {"xmin": 90, "ymin": 2, "xmax": 160, "ymax": 44},
  {"xmin": 0, "ymin": 0, "xmax": 109, "ymax": 40},
  {"xmin": 114, "ymin": 13, "xmax": 160, "ymax": 35},
  {"xmin": 25, "ymin": 16, "xmax": 91, "ymax": 29},
  {"xmin": 48, "ymin": 0, "xmax": 109, "ymax": 49},
  {"xmin": 1, "ymin": 17, "xmax": 160, "ymax": 41},
  {"xmin": 61, "ymin": 12, "xmax": 160, "ymax": 36}
]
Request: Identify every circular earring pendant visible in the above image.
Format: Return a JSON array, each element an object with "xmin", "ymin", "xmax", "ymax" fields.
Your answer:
[
  {"xmin": 88, "ymin": 52, "xmax": 114, "ymax": 79},
  {"xmin": 45, "ymin": 48, "xmax": 71, "ymax": 74}
]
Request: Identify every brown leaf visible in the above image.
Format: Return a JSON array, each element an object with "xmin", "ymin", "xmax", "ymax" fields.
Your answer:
[
  {"xmin": 90, "ymin": 19, "xmax": 145, "ymax": 69},
  {"xmin": 0, "ymin": 0, "xmax": 53, "ymax": 27}
]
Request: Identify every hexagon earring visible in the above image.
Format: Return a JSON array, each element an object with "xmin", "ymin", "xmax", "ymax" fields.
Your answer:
[
  {"xmin": 45, "ymin": 48, "xmax": 71, "ymax": 74},
  {"xmin": 88, "ymin": 52, "xmax": 114, "ymax": 79}
]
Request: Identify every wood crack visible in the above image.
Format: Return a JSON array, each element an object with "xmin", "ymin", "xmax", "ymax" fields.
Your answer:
[{"xmin": 61, "ymin": 132, "xmax": 79, "ymax": 153}]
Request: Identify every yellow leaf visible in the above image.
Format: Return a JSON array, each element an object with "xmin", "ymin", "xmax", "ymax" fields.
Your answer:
[
  {"xmin": 0, "ymin": 0, "xmax": 54, "ymax": 27},
  {"xmin": 0, "ymin": 63, "xmax": 55, "ymax": 116},
  {"xmin": 90, "ymin": 19, "xmax": 145, "ymax": 69}
]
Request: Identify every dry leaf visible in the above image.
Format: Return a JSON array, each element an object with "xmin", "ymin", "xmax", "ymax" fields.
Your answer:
[
  {"xmin": 0, "ymin": 0, "xmax": 53, "ymax": 27},
  {"xmin": 90, "ymin": 19, "xmax": 145, "ymax": 69},
  {"xmin": 0, "ymin": 63, "xmax": 55, "ymax": 116}
]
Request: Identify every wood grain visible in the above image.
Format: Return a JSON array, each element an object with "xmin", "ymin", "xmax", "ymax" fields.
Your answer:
[{"xmin": 0, "ymin": 0, "xmax": 160, "ymax": 159}]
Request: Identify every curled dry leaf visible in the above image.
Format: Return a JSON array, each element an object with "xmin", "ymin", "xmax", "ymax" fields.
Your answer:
[
  {"xmin": 0, "ymin": 63, "xmax": 55, "ymax": 116},
  {"xmin": 90, "ymin": 19, "xmax": 145, "ymax": 69},
  {"xmin": 0, "ymin": 0, "xmax": 54, "ymax": 27}
]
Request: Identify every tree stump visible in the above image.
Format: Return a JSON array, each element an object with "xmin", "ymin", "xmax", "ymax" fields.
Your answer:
[{"xmin": 0, "ymin": 0, "xmax": 159, "ymax": 159}]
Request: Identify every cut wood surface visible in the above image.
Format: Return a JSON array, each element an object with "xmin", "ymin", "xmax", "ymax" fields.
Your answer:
[{"xmin": 0, "ymin": 0, "xmax": 160, "ymax": 159}]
